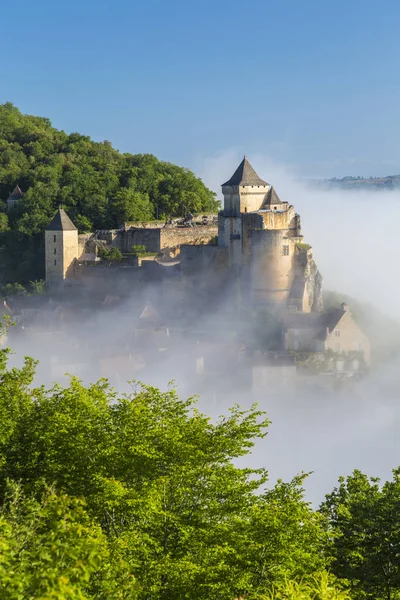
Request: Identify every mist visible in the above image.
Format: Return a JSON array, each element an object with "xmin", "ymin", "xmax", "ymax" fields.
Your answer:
[
  {"xmin": 195, "ymin": 150, "xmax": 400, "ymax": 503},
  {"xmin": 6, "ymin": 151, "xmax": 400, "ymax": 505}
]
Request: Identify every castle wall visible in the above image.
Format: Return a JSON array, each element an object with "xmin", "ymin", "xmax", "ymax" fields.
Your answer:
[
  {"xmin": 160, "ymin": 227, "xmax": 217, "ymax": 251},
  {"xmin": 45, "ymin": 230, "xmax": 78, "ymax": 281},
  {"xmin": 123, "ymin": 228, "xmax": 161, "ymax": 252},
  {"xmin": 78, "ymin": 234, "xmax": 93, "ymax": 258},
  {"xmin": 222, "ymin": 184, "xmax": 269, "ymax": 214},
  {"xmin": 259, "ymin": 205, "xmax": 298, "ymax": 230},
  {"xmin": 63, "ymin": 231, "xmax": 79, "ymax": 278},
  {"xmin": 122, "ymin": 226, "xmax": 217, "ymax": 253},
  {"xmin": 179, "ymin": 244, "xmax": 221, "ymax": 274},
  {"xmin": 218, "ymin": 214, "xmax": 242, "ymax": 267},
  {"xmin": 242, "ymin": 213, "xmax": 264, "ymax": 259},
  {"xmin": 250, "ymin": 229, "xmax": 295, "ymax": 305},
  {"xmin": 239, "ymin": 185, "xmax": 269, "ymax": 213}
]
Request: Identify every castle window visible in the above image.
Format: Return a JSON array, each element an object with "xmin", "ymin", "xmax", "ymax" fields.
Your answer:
[
  {"xmin": 282, "ymin": 245, "xmax": 289, "ymax": 256},
  {"xmin": 54, "ymin": 259, "xmax": 57, "ymax": 266},
  {"xmin": 53, "ymin": 248, "xmax": 56, "ymax": 255},
  {"xmin": 274, "ymin": 206, "xmax": 277, "ymax": 210},
  {"xmin": 245, "ymin": 207, "xmax": 247, "ymax": 213},
  {"xmin": 335, "ymin": 330, "xmax": 340, "ymax": 337},
  {"xmin": 53, "ymin": 235, "xmax": 56, "ymax": 242}
]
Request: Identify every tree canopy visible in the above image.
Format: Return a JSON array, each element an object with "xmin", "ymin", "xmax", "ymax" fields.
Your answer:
[
  {"xmin": 0, "ymin": 102, "xmax": 219, "ymax": 282},
  {"xmin": 0, "ymin": 347, "xmax": 332, "ymax": 599},
  {"xmin": 320, "ymin": 469, "xmax": 400, "ymax": 600}
]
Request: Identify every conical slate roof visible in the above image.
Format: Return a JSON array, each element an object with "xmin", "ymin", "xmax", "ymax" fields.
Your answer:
[
  {"xmin": 222, "ymin": 157, "xmax": 268, "ymax": 187},
  {"xmin": 46, "ymin": 208, "xmax": 77, "ymax": 231},
  {"xmin": 7, "ymin": 185, "xmax": 23, "ymax": 201},
  {"xmin": 262, "ymin": 186, "xmax": 282, "ymax": 206}
]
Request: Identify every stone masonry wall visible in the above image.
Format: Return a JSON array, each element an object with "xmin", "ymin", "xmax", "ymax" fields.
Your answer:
[
  {"xmin": 45, "ymin": 230, "xmax": 78, "ymax": 281},
  {"xmin": 122, "ymin": 226, "xmax": 217, "ymax": 253}
]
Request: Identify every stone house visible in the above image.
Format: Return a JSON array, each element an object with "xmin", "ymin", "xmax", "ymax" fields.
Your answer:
[{"xmin": 282, "ymin": 303, "xmax": 370, "ymax": 364}]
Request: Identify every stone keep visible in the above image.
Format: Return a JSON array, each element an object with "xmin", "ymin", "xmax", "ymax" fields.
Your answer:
[
  {"xmin": 218, "ymin": 157, "xmax": 322, "ymax": 312},
  {"xmin": 45, "ymin": 208, "xmax": 78, "ymax": 282}
]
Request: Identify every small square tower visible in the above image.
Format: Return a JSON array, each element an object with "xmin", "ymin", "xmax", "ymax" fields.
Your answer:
[
  {"xmin": 45, "ymin": 208, "xmax": 78, "ymax": 282},
  {"xmin": 6, "ymin": 185, "xmax": 23, "ymax": 212}
]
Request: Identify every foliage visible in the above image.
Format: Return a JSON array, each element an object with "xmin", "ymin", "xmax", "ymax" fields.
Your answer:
[
  {"xmin": 295, "ymin": 243, "xmax": 311, "ymax": 251},
  {"xmin": 1, "ymin": 282, "xmax": 26, "ymax": 298},
  {"xmin": 0, "ymin": 350, "xmax": 331, "ymax": 599},
  {"xmin": 98, "ymin": 247, "xmax": 123, "ymax": 262},
  {"xmin": 264, "ymin": 572, "xmax": 350, "ymax": 600},
  {"xmin": 0, "ymin": 102, "xmax": 219, "ymax": 282},
  {"xmin": 320, "ymin": 469, "xmax": 400, "ymax": 600},
  {"xmin": 0, "ymin": 482, "xmax": 137, "ymax": 599},
  {"xmin": 130, "ymin": 244, "xmax": 147, "ymax": 255},
  {"xmin": 29, "ymin": 278, "xmax": 46, "ymax": 294},
  {"xmin": 0, "ymin": 279, "xmax": 45, "ymax": 298}
]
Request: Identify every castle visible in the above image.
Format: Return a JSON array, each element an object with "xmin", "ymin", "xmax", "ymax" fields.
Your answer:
[
  {"xmin": 6, "ymin": 157, "xmax": 370, "ymax": 379},
  {"xmin": 43, "ymin": 157, "xmax": 323, "ymax": 314}
]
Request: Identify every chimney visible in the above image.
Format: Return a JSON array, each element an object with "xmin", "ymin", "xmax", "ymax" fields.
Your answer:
[{"xmin": 341, "ymin": 302, "xmax": 349, "ymax": 312}]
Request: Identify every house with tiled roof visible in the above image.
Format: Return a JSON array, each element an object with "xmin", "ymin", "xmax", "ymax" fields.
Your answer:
[{"xmin": 282, "ymin": 303, "xmax": 370, "ymax": 364}]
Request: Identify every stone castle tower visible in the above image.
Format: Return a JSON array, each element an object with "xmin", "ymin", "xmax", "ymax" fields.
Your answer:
[
  {"xmin": 218, "ymin": 157, "xmax": 322, "ymax": 312},
  {"xmin": 45, "ymin": 208, "xmax": 78, "ymax": 283}
]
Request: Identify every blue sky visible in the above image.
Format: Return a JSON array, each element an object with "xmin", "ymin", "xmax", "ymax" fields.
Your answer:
[{"xmin": 2, "ymin": 0, "xmax": 400, "ymax": 179}]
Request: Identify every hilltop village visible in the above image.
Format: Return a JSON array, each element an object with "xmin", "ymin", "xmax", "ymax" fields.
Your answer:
[{"xmin": 4, "ymin": 158, "xmax": 370, "ymax": 396}]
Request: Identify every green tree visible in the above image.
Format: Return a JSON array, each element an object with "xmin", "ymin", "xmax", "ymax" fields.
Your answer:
[
  {"xmin": 0, "ymin": 346, "xmax": 332, "ymax": 599},
  {"xmin": 0, "ymin": 483, "xmax": 138, "ymax": 599},
  {"xmin": 321, "ymin": 469, "xmax": 400, "ymax": 600},
  {"xmin": 0, "ymin": 103, "xmax": 219, "ymax": 283},
  {"xmin": 98, "ymin": 247, "xmax": 123, "ymax": 262},
  {"xmin": 29, "ymin": 279, "xmax": 46, "ymax": 294},
  {"xmin": 1, "ymin": 282, "xmax": 26, "ymax": 298}
]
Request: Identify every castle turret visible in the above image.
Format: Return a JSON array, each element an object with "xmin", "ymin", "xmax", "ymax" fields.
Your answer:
[
  {"xmin": 221, "ymin": 156, "xmax": 270, "ymax": 215},
  {"xmin": 219, "ymin": 157, "xmax": 270, "ymax": 268},
  {"xmin": 45, "ymin": 208, "xmax": 78, "ymax": 283}
]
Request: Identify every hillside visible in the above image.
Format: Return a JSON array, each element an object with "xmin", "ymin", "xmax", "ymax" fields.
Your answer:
[
  {"xmin": 0, "ymin": 103, "xmax": 219, "ymax": 282},
  {"xmin": 311, "ymin": 175, "xmax": 400, "ymax": 191}
]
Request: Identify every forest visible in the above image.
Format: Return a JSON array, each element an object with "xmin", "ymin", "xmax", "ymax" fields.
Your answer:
[
  {"xmin": 0, "ymin": 103, "xmax": 219, "ymax": 282},
  {"xmin": 0, "ymin": 343, "xmax": 399, "ymax": 600}
]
